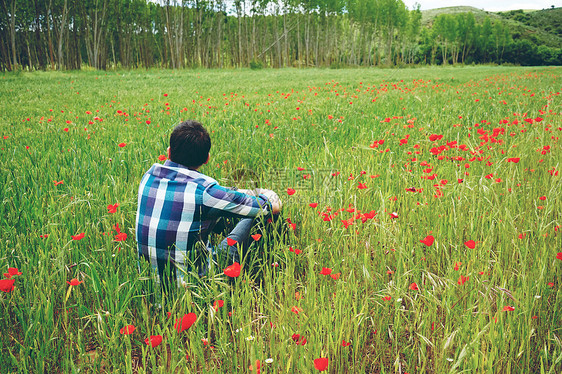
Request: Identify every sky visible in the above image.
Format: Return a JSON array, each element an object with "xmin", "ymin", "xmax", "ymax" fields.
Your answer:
[{"xmin": 401, "ymin": 0, "xmax": 561, "ymax": 12}]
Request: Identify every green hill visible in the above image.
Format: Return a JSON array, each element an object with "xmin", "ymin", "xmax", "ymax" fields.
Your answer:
[{"xmin": 422, "ymin": 6, "xmax": 562, "ymax": 49}]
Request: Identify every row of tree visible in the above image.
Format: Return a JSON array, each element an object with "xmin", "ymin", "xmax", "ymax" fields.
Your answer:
[{"xmin": 0, "ymin": 0, "xmax": 560, "ymax": 71}]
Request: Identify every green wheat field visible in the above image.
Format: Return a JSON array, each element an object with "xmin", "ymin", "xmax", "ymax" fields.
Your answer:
[{"xmin": 1, "ymin": 66, "xmax": 561, "ymax": 373}]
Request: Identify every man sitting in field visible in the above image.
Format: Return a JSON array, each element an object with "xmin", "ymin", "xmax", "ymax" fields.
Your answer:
[{"xmin": 135, "ymin": 120, "xmax": 281, "ymax": 294}]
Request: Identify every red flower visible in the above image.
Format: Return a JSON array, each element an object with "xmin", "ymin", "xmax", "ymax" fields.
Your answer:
[
  {"xmin": 457, "ymin": 275, "xmax": 469, "ymax": 285},
  {"xmin": 118, "ymin": 142, "xmax": 126, "ymax": 147},
  {"xmin": 420, "ymin": 235, "xmax": 434, "ymax": 246},
  {"xmin": 330, "ymin": 272, "xmax": 341, "ymax": 280},
  {"xmin": 357, "ymin": 183, "xmax": 367, "ymax": 189},
  {"xmin": 309, "ymin": 203, "xmax": 318, "ymax": 208},
  {"xmin": 0, "ymin": 279, "xmax": 15, "ymax": 292},
  {"xmin": 174, "ymin": 313, "xmax": 197, "ymax": 333},
  {"xmin": 251, "ymin": 234, "xmax": 262, "ymax": 241},
  {"xmin": 287, "ymin": 188, "xmax": 296, "ymax": 195},
  {"xmin": 556, "ymin": 252, "xmax": 562, "ymax": 261},
  {"xmin": 114, "ymin": 232, "xmax": 127, "ymax": 241},
  {"xmin": 314, "ymin": 357, "xmax": 329, "ymax": 371},
  {"xmin": 53, "ymin": 180, "xmax": 64, "ymax": 186},
  {"xmin": 464, "ymin": 240, "xmax": 476, "ymax": 249},
  {"xmin": 213, "ymin": 300, "xmax": 224, "ymax": 310},
  {"xmin": 289, "ymin": 247, "xmax": 302, "ymax": 255},
  {"xmin": 291, "ymin": 333, "xmax": 307, "ymax": 345},
  {"xmin": 107, "ymin": 203, "xmax": 119, "ymax": 213},
  {"xmin": 158, "ymin": 155, "xmax": 167, "ymax": 161},
  {"xmin": 539, "ymin": 196, "xmax": 546, "ymax": 201},
  {"xmin": 226, "ymin": 238, "xmax": 237, "ymax": 246},
  {"xmin": 320, "ymin": 267, "xmax": 332, "ymax": 275},
  {"xmin": 507, "ymin": 157, "xmax": 520, "ymax": 163},
  {"xmin": 223, "ymin": 262, "xmax": 241, "ymax": 277},
  {"xmin": 383, "ymin": 295, "xmax": 392, "ymax": 301},
  {"xmin": 409, "ymin": 282, "xmax": 419, "ymax": 290},
  {"xmin": 291, "ymin": 306, "xmax": 303, "ymax": 315},
  {"xmin": 341, "ymin": 340, "xmax": 352, "ymax": 347},
  {"xmin": 120, "ymin": 325, "xmax": 136, "ymax": 335},
  {"xmin": 145, "ymin": 335, "xmax": 163, "ymax": 347},
  {"xmin": 503, "ymin": 305, "xmax": 515, "ymax": 312},
  {"xmin": 71, "ymin": 233, "xmax": 85, "ymax": 241},
  {"xmin": 5, "ymin": 267, "xmax": 22, "ymax": 278},
  {"xmin": 67, "ymin": 278, "xmax": 83, "ymax": 286}
]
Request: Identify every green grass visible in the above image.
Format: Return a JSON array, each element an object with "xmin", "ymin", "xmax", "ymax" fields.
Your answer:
[{"xmin": 0, "ymin": 66, "xmax": 561, "ymax": 373}]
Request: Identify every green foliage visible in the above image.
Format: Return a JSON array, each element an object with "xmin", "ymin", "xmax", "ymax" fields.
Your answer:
[
  {"xmin": 249, "ymin": 60, "xmax": 264, "ymax": 70},
  {"xmin": 0, "ymin": 1, "xmax": 560, "ymax": 72}
]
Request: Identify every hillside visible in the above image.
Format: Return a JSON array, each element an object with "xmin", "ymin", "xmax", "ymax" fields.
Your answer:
[{"xmin": 421, "ymin": 6, "xmax": 562, "ymax": 49}]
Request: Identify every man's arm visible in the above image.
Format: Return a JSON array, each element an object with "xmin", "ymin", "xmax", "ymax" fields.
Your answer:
[
  {"xmin": 203, "ymin": 184, "xmax": 281, "ymax": 218},
  {"xmin": 237, "ymin": 188, "xmax": 282, "ymax": 215}
]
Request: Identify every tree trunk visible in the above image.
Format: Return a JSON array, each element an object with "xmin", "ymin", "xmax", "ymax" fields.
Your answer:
[{"xmin": 57, "ymin": 0, "xmax": 68, "ymax": 70}]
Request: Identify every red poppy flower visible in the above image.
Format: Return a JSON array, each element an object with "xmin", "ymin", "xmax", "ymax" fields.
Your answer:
[
  {"xmin": 357, "ymin": 183, "xmax": 367, "ymax": 189},
  {"xmin": 71, "ymin": 233, "xmax": 85, "ymax": 241},
  {"xmin": 420, "ymin": 235, "xmax": 434, "ymax": 246},
  {"xmin": 507, "ymin": 157, "xmax": 520, "ymax": 163},
  {"xmin": 409, "ymin": 282, "xmax": 419, "ymax": 290},
  {"xmin": 503, "ymin": 306, "xmax": 515, "ymax": 312},
  {"xmin": 114, "ymin": 232, "xmax": 127, "ymax": 241},
  {"xmin": 341, "ymin": 340, "xmax": 352, "ymax": 347},
  {"xmin": 556, "ymin": 252, "xmax": 562, "ymax": 261},
  {"xmin": 320, "ymin": 267, "xmax": 332, "ymax": 275},
  {"xmin": 330, "ymin": 272, "xmax": 341, "ymax": 280},
  {"xmin": 53, "ymin": 180, "xmax": 64, "ymax": 186},
  {"xmin": 383, "ymin": 295, "xmax": 392, "ymax": 301},
  {"xmin": 287, "ymin": 188, "xmax": 296, "ymax": 195},
  {"xmin": 291, "ymin": 333, "xmax": 307, "ymax": 345},
  {"xmin": 120, "ymin": 325, "xmax": 136, "ymax": 335},
  {"xmin": 213, "ymin": 300, "xmax": 224, "ymax": 309},
  {"xmin": 6, "ymin": 268, "xmax": 22, "ymax": 277},
  {"xmin": 226, "ymin": 238, "xmax": 237, "ymax": 246},
  {"xmin": 289, "ymin": 247, "xmax": 302, "ymax": 255},
  {"xmin": 314, "ymin": 357, "xmax": 329, "ymax": 371},
  {"xmin": 107, "ymin": 203, "xmax": 119, "ymax": 213},
  {"xmin": 145, "ymin": 335, "xmax": 163, "ymax": 347},
  {"xmin": 118, "ymin": 142, "xmax": 126, "ymax": 147},
  {"xmin": 158, "ymin": 155, "xmax": 167, "ymax": 161},
  {"xmin": 223, "ymin": 262, "xmax": 241, "ymax": 277},
  {"xmin": 457, "ymin": 275, "xmax": 469, "ymax": 285},
  {"xmin": 251, "ymin": 234, "xmax": 261, "ymax": 241},
  {"xmin": 0, "ymin": 279, "xmax": 15, "ymax": 292},
  {"xmin": 67, "ymin": 278, "xmax": 83, "ymax": 286},
  {"xmin": 291, "ymin": 306, "xmax": 303, "ymax": 314},
  {"xmin": 464, "ymin": 240, "xmax": 476, "ymax": 249},
  {"xmin": 174, "ymin": 313, "xmax": 197, "ymax": 333},
  {"xmin": 309, "ymin": 203, "xmax": 318, "ymax": 208},
  {"xmin": 539, "ymin": 196, "xmax": 546, "ymax": 201}
]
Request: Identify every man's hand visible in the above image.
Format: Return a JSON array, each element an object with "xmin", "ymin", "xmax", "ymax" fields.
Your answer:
[
  {"xmin": 257, "ymin": 188, "xmax": 281, "ymax": 215},
  {"xmin": 238, "ymin": 188, "xmax": 282, "ymax": 215}
]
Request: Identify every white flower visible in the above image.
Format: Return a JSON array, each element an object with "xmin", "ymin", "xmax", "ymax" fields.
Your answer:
[
  {"xmin": 265, "ymin": 358, "xmax": 273, "ymax": 364},
  {"xmin": 245, "ymin": 335, "xmax": 255, "ymax": 341}
]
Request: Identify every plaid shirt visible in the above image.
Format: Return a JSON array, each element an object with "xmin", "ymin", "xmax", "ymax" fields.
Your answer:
[{"xmin": 135, "ymin": 160, "xmax": 270, "ymax": 284}]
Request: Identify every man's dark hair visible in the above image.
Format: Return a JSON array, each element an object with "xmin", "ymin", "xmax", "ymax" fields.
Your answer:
[{"xmin": 169, "ymin": 120, "xmax": 211, "ymax": 168}]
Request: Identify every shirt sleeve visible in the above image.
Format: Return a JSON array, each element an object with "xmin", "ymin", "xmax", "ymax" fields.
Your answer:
[{"xmin": 202, "ymin": 183, "xmax": 271, "ymax": 219}]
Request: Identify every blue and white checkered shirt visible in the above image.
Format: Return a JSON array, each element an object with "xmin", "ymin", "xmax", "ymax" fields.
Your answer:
[{"xmin": 135, "ymin": 160, "xmax": 270, "ymax": 285}]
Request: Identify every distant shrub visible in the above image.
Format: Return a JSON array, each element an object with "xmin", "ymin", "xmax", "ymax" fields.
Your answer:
[{"xmin": 249, "ymin": 60, "xmax": 263, "ymax": 70}]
